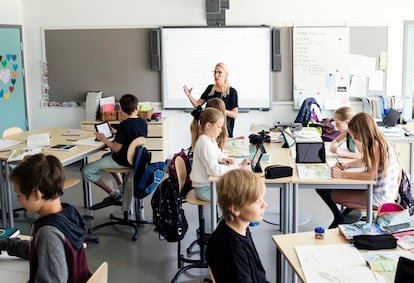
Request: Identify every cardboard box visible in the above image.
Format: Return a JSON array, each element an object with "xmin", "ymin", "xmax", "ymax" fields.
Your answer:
[{"xmin": 138, "ymin": 108, "xmax": 154, "ymax": 120}]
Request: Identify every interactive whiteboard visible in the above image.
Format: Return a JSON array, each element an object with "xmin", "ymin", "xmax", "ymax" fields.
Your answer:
[{"xmin": 161, "ymin": 27, "xmax": 272, "ymax": 109}]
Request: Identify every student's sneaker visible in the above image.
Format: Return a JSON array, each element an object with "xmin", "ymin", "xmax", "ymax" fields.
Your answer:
[{"xmin": 89, "ymin": 190, "xmax": 122, "ymax": 210}]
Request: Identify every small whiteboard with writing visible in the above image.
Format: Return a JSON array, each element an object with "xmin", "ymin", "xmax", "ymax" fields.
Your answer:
[
  {"xmin": 161, "ymin": 27, "xmax": 272, "ymax": 109},
  {"xmin": 293, "ymin": 27, "xmax": 350, "ymax": 109}
]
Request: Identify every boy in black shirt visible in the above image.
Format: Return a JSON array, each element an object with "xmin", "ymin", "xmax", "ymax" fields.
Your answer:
[{"xmin": 206, "ymin": 169, "xmax": 269, "ymax": 283}]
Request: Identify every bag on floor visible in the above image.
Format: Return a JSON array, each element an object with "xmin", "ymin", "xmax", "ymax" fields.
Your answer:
[
  {"xmin": 151, "ymin": 177, "xmax": 188, "ymax": 242},
  {"xmin": 397, "ymin": 168, "xmax": 414, "ymax": 215}
]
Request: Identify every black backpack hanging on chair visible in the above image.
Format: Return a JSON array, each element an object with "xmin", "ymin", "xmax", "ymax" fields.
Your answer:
[{"xmin": 151, "ymin": 176, "xmax": 188, "ymax": 242}]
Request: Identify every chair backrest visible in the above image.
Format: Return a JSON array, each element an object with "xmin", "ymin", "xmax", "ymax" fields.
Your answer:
[
  {"xmin": 174, "ymin": 156, "xmax": 187, "ymax": 194},
  {"xmin": 2, "ymin": 127, "xmax": 23, "ymax": 138},
  {"xmin": 126, "ymin": 137, "xmax": 145, "ymax": 166},
  {"xmin": 86, "ymin": 261, "xmax": 108, "ymax": 283}
]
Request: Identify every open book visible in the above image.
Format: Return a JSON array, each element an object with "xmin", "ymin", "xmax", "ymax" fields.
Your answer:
[{"xmin": 295, "ymin": 244, "xmax": 378, "ymax": 283}]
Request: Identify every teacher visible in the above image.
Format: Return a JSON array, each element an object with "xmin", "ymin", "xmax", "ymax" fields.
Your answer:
[{"xmin": 183, "ymin": 62, "xmax": 239, "ymax": 138}]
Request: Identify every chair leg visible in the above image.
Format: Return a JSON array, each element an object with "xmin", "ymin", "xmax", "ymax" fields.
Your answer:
[
  {"xmin": 173, "ymin": 205, "xmax": 209, "ymax": 282},
  {"xmin": 88, "ymin": 210, "xmax": 139, "ymax": 241}
]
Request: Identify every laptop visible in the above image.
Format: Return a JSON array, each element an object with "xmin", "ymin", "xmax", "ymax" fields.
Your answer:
[
  {"xmin": 251, "ymin": 144, "xmax": 265, "ymax": 173},
  {"xmin": 94, "ymin": 121, "xmax": 114, "ymax": 140},
  {"xmin": 281, "ymin": 128, "xmax": 296, "ymax": 148},
  {"xmin": 377, "ymin": 108, "xmax": 401, "ymax": 127}
]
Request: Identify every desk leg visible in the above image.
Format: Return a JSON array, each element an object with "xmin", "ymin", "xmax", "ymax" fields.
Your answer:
[
  {"xmin": 4, "ymin": 163, "xmax": 13, "ymax": 227},
  {"xmin": 276, "ymin": 246, "xmax": 288, "ymax": 283},
  {"xmin": 283, "ymin": 184, "xmax": 290, "ymax": 234},
  {"xmin": 81, "ymin": 157, "xmax": 92, "ymax": 208},
  {"xmin": 0, "ymin": 161, "xmax": 7, "ymax": 227},
  {"xmin": 293, "ymin": 183, "xmax": 299, "ymax": 233},
  {"xmin": 279, "ymin": 187, "xmax": 284, "ymax": 232},
  {"xmin": 367, "ymin": 184, "xmax": 373, "ymax": 223},
  {"xmin": 210, "ymin": 181, "xmax": 217, "ymax": 233}
]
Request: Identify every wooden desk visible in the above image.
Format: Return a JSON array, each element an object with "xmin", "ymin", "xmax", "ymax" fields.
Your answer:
[
  {"xmin": 0, "ymin": 128, "xmax": 105, "ymax": 227},
  {"xmin": 209, "ymin": 142, "xmax": 375, "ymax": 234}
]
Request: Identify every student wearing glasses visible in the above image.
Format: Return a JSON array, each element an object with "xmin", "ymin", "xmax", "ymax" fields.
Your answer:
[{"xmin": 183, "ymin": 62, "xmax": 239, "ymax": 138}]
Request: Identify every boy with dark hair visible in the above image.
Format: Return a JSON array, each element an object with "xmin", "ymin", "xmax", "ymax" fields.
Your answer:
[
  {"xmin": 82, "ymin": 94, "xmax": 148, "ymax": 204},
  {"xmin": 0, "ymin": 153, "xmax": 91, "ymax": 283},
  {"xmin": 206, "ymin": 169, "xmax": 269, "ymax": 283}
]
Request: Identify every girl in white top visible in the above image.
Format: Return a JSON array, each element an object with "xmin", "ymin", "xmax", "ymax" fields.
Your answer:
[{"xmin": 190, "ymin": 108, "xmax": 250, "ymax": 201}]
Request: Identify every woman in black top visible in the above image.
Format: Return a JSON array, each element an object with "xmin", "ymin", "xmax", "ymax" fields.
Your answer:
[{"xmin": 183, "ymin": 62, "xmax": 239, "ymax": 138}]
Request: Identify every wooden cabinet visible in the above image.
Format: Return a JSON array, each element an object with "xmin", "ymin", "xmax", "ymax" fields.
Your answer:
[{"xmin": 80, "ymin": 118, "xmax": 167, "ymax": 162}]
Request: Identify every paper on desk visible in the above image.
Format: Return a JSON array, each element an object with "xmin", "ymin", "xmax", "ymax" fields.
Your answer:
[
  {"xmin": 295, "ymin": 244, "xmax": 378, "ymax": 283},
  {"xmin": 0, "ymin": 139, "xmax": 20, "ymax": 150},
  {"xmin": 296, "ymin": 163, "xmax": 331, "ymax": 179},
  {"xmin": 73, "ymin": 137, "xmax": 103, "ymax": 146}
]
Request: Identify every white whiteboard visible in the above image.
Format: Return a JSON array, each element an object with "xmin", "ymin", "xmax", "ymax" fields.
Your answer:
[
  {"xmin": 293, "ymin": 27, "xmax": 350, "ymax": 109},
  {"xmin": 161, "ymin": 27, "xmax": 272, "ymax": 109}
]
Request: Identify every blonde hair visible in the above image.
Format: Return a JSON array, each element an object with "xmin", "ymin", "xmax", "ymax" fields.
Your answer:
[
  {"xmin": 190, "ymin": 107, "xmax": 224, "ymax": 149},
  {"xmin": 217, "ymin": 169, "xmax": 265, "ymax": 222},
  {"xmin": 206, "ymin": 98, "xmax": 229, "ymax": 149},
  {"xmin": 348, "ymin": 112, "xmax": 389, "ymax": 172},
  {"xmin": 209, "ymin": 62, "xmax": 230, "ymax": 97},
  {"xmin": 335, "ymin": 106, "xmax": 354, "ymax": 122}
]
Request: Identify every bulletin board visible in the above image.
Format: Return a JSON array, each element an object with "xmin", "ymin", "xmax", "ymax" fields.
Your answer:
[{"xmin": 293, "ymin": 27, "xmax": 350, "ymax": 109}]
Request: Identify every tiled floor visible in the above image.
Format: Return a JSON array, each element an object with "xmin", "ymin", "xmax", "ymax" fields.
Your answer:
[{"xmin": 12, "ymin": 163, "xmax": 336, "ymax": 283}]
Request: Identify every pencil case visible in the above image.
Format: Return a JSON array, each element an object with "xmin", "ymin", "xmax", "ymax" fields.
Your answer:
[
  {"xmin": 264, "ymin": 165, "xmax": 293, "ymax": 179},
  {"xmin": 353, "ymin": 234, "xmax": 397, "ymax": 250}
]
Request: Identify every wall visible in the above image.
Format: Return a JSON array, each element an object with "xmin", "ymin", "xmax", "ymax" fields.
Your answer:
[
  {"xmin": 0, "ymin": 0, "xmax": 22, "ymax": 24},
  {"xmin": 13, "ymin": 0, "xmax": 414, "ymax": 155}
]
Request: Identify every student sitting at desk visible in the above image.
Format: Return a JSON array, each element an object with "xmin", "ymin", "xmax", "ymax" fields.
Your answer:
[
  {"xmin": 0, "ymin": 153, "xmax": 91, "ymax": 283},
  {"xmin": 206, "ymin": 169, "xmax": 269, "ymax": 283},
  {"xmin": 318, "ymin": 112, "xmax": 400, "ymax": 228},
  {"xmin": 82, "ymin": 94, "xmax": 147, "ymax": 204},
  {"xmin": 190, "ymin": 108, "xmax": 249, "ymax": 201},
  {"xmin": 329, "ymin": 106, "xmax": 360, "ymax": 159}
]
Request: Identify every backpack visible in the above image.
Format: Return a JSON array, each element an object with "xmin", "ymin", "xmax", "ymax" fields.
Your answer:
[
  {"xmin": 397, "ymin": 168, "xmax": 414, "ymax": 215},
  {"xmin": 151, "ymin": 177, "xmax": 188, "ymax": 242},
  {"xmin": 168, "ymin": 148, "xmax": 193, "ymax": 197},
  {"xmin": 133, "ymin": 146, "xmax": 166, "ymax": 199},
  {"xmin": 294, "ymin": 97, "xmax": 322, "ymax": 126}
]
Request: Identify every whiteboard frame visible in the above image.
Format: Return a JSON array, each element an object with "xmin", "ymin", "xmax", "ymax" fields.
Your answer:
[{"xmin": 160, "ymin": 26, "xmax": 272, "ymax": 110}]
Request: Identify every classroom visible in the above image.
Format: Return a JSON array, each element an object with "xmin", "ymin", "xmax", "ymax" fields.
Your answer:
[{"xmin": 2, "ymin": 1, "xmax": 414, "ymax": 282}]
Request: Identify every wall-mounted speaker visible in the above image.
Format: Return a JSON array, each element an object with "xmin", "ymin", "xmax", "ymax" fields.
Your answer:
[
  {"xmin": 150, "ymin": 29, "xmax": 161, "ymax": 71},
  {"xmin": 272, "ymin": 28, "xmax": 281, "ymax": 72}
]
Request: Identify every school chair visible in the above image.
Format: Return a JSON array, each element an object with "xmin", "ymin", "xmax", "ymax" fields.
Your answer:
[
  {"xmin": 172, "ymin": 156, "xmax": 209, "ymax": 283},
  {"xmin": 2, "ymin": 127, "xmax": 23, "ymax": 138},
  {"xmin": 86, "ymin": 261, "xmax": 108, "ymax": 283},
  {"xmin": 87, "ymin": 137, "xmax": 153, "ymax": 241}
]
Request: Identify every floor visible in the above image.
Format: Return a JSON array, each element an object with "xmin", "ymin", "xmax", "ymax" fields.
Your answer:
[{"xmin": 12, "ymin": 163, "xmax": 338, "ymax": 283}]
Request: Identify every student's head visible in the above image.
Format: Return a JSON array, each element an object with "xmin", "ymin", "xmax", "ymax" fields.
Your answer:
[
  {"xmin": 348, "ymin": 112, "xmax": 388, "ymax": 170},
  {"xmin": 212, "ymin": 62, "xmax": 230, "ymax": 96},
  {"xmin": 334, "ymin": 106, "xmax": 354, "ymax": 132},
  {"xmin": 9, "ymin": 154, "xmax": 65, "ymax": 210},
  {"xmin": 217, "ymin": 169, "xmax": 267, "ymax": 222},
  {"xmin": 206, "ymin": 98, "xmax": 228, "ymax": 149},
  {"xmin": 199, "ymin": 107, "xmax": 224, "ymax": 138},
  {"xmin": 120, "ymin": 94, "xmax": 138, "ymax": 115}
]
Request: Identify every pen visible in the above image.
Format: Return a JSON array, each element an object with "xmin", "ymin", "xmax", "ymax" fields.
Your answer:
[
  {"xmin": 336, "ymin": 158, "xmax": 343, "ymax": 166},
  {"xmin": 66, "ymin": 139, "xmax": 77, "ymax": 141}
]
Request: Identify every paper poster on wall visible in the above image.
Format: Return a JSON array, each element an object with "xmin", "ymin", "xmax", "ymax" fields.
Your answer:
[{"xmin": 293, "ymin": 27, "xmax": 350, "ymax": 109}]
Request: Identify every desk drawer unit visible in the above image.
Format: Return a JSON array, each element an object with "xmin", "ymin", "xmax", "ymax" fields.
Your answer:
[{"xmin": 80, "ymin": 118, "xmax": 168, "ymax": 163}]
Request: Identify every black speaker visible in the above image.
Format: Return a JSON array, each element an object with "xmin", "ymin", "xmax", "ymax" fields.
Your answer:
[
  {"xmin": 272, "ymin": 28, "xmax": 281, "ymax": 71},
  {"xmin": 150, "ymin": 29, "xmax": 161, "ymax": 71}
]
